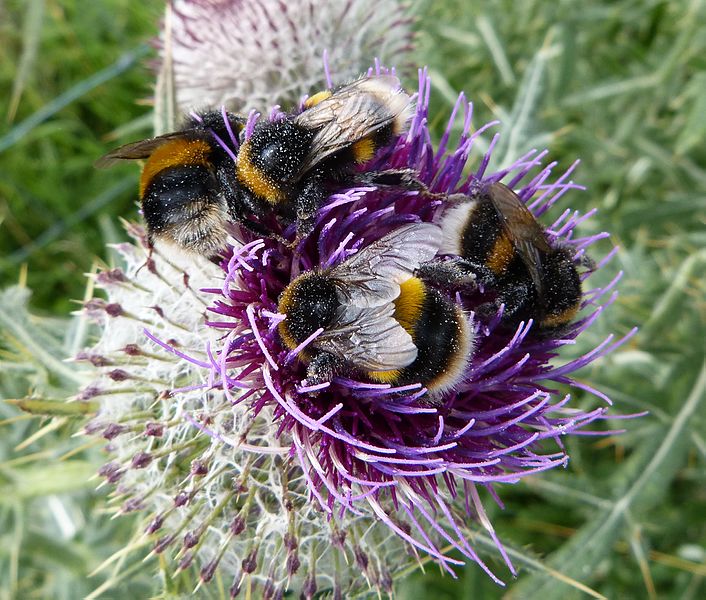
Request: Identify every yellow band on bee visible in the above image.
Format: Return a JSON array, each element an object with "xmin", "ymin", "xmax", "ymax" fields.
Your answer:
[
  {"xmin": 487, "ymin": 233, "xmax": 514, "ymax": 275},
  {"xmin": 277, "ymin": 320, "xmax": 298, "ymax": 352},
  {"xmin": 540, "ymin": 305, "xmax": 579, "ymax": 329},
  {"xmin": 392, "ymin": 277, "xmax": 426, "ymax": 333},
  {"xmin": 276, "ymin": 284, "xmax": 297, "ymax": 350},
  {"xmin": 236, "ymin": 142, "xmax": 287, "ymax": 204},
  {"xmin": 366, "ymin": 368, "xmax": 402, "ymax": 383},
  {"xmin": 140, "ymin": 138, "xmax": 212, "ymax": 197},
  {"xmin": 365, "ymin": 277, "xmax": 426, "ymax": 384},
  {"xmin": 351, "ymin": 138, "xmax": 376, "ymax": 164}
]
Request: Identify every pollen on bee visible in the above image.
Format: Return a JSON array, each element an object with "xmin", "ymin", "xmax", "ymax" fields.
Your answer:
[
  {"xmin": 351, "ymin": 138, "xmax": 376, "ymax": 164},
  {"xmin": 304, "ymin": 90, "xmax": 333, "ymax": 109}
]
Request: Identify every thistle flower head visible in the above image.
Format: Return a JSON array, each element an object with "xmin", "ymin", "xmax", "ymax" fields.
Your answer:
[
  {"xmin": 157, "ymin": 0, "xmax": 414, "ymax": 115},
  {"xmin": 80, "ymin": 66, "xmax": 635, "ymax": 596}
]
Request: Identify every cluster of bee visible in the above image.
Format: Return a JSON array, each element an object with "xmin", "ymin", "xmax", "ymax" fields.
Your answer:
[{"xmin": 99, "ymin": 75, "xmax": 588, "ymax": 398}]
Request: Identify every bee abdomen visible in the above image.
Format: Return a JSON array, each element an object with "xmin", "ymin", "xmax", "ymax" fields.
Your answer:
[
  {"xmin": 539, "ymin": 249, "xmax": 582, "ymax": 328},
  {"xmin": 140, "ymin": 164, "xmax": 230, "ymax": 256},
  {"xmin": 142, "ymin": 165, "xmax": 219, "ymax": 231},
  {"xmin": 368, "ymin": 278, "xmax": 472, "ymax": 394}
]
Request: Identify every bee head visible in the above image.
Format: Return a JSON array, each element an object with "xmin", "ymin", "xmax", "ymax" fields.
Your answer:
[{"xmin": 279, "ymin": 273, "xmax": 340, "ymax": 344}]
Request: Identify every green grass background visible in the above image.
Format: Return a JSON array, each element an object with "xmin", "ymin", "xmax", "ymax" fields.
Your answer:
[{"xmin": 1, "ymin": 0, "xmax": 705, "ymax": 598}]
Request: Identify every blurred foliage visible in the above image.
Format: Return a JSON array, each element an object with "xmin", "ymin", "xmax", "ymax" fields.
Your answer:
[
  {"xmin": 0, "ymin": 0, "xmax": 161, "ymax": 313},
  {"xmin": 1, "ymin": 0, "xmax": 705, "ymax": 598}
]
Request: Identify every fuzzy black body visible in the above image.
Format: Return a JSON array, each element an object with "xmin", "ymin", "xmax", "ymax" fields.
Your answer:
[
  {"xmin": 435, "ymin": 183, "xmax": 584, "ymax": 331},
  {"xmin": 233, "ymin": 120, "xmax": 398, "ymax": 227},
  {"xmin": 278, "ymin": 273, "xmax": 340, "ymax": 351},
  {"xmin": 97, "ymin": 110, "xmax": 244, "ymax": 257},
  {"xmin": 531, "ymin": 248, "xmax": 583, "ymax": 329},
  {"xmin": 141, "ymin": 164, "xmax": 224, "ymax": 255},
  {"xmin": 247, "ymin": 121, "xmax": 316, "ymax": 186},
  {"xmin": 232, "ymin": 119, "xmax": 323, "ymax": 231}
]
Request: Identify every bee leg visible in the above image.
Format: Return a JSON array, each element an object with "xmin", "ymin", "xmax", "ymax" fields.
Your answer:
[
  {"xmin": 551, "ymin": 240, "xmax": 595, "ymax": 271},
  {"xmin": 219, "ymin": 170, "xmax": 265, "ymax": 228},
  {"xmin": 577, "ymin": 251, "xmax": 596, "ymax": 270},
  {"xmin": 304, "ymin": 352, "xmax": 345, "ymax": 388},
  {"xmin": 354, "ymin": 168, "xmax": 420, "ymax": 187},
  {"xmin": 353, "ymin": 169, "xmax": 446, "ymax": 198},
  {"xmin": 416, "ymin": 258, "xmax": 480, "ymax": 288},
  {"xmin": 294, "ymin": 174, "xmax": 327, "ymax": 242},
  {"xmin": 240, "ymin": 218, "xmax": 292, "ymax": 247},
  {"xmin": 421, "ymin": 258, "xmax": 496, "ymax": 287},
  {"xmin": 478, "ymin": 280, "xmax": 534, "ymax": 323}
]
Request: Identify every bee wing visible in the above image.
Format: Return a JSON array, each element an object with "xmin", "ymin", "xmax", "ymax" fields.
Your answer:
[
  {"xmin": 330, "ymin": 223, "xmax": 443, "ymax": 307},
  {"xmin": 313, "ymin": 303, "xmax": 418, "ymax": 371},
  {"xmin": 487, "ymin": 182, "xmax": 551, "ymax": 297},
  {"xmin": 293, "ymin": 75, "xmax": 412, "ymax": 176},
  {"xmin": 95, "ymin": 131, "xmax": 188, "ymax": 168}
]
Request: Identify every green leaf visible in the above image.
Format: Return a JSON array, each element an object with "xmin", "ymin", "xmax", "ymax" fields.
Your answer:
[
  {"xmin": 6, "ymin": 0, "xmax": 45, "ymax": 123},
  {"xmin": 0, "ymin": 460, "xmax": 96, "ymax": 499},
  {"xmin": 0, "ymin": 44, "xmax": 149, "ymax": 154},
  {"xmin": 0, "ymin": 287, "xmax": 83, "ymax": 386},
  {"xmin": 5, "ymin": 397, "xmax": 98, "ymax": 417}
]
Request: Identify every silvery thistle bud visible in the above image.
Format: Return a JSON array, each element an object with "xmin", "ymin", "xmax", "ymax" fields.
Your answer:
[
  {"xmin": 79, "ymin": 66, "xmax": 636, "ymax": 596},
  {"xmin": 155, "ymin": 0, "xmax": 414, "ymax": 117}
]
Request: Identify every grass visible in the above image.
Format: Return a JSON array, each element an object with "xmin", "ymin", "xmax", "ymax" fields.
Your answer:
[{"xmin": 1, "ymin": 0, "xmax": 705, "ymax": 598}]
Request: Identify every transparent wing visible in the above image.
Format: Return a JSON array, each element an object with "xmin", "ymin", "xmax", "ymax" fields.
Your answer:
[
  {"xmin": 330, "ymin": 223, "xmax": 443, "ymax": 308},
  {"xmin": 487, "ymin": 182, "xmax": 550, "ymax": 296},
  {"xmin": 313, "ymin": 303, "xmax": 417, "ymax": 371},
  {"xmin": 94, "ymin": 131, "xmax": 191, "ymax": 168},
  {"xmin": 293, "ymin": 75, "xmax": 412, "ymax": 176}
]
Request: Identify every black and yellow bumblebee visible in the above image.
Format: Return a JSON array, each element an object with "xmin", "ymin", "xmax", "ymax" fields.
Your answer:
[
  {"xmin": 96, "ymin": 110, "xmax": 245, "ymax": 258},
  {"xmin": 278, "ymin": 223, "xmax": 474, "ymax": 396},
  {"xmin": 425, "ymin": 182, "xmax": 587, "ymax": 332},
  {"xmin": 230, "ymin": 74, "xmax": 413, "ymax": 241},
  {"xmin": 99, "ymin": 75, "xmax": 413, "ymax": 252}
]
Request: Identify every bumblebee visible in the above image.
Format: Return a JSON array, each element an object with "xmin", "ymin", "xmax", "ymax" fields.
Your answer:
[
  {"xmin": 278, "ymin": 223, "xmax": 473, "ymax": 395},
  {"xmin": 427, "ymin": 182, "xmax": 587, "ymax": 331},
  {"xmin": 230, "ymin": 75, "xmax": 413, "ymax": 241},
  {"xmin": 97, "ymin": 110, "xmax": 245, "ymax": 258}
]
